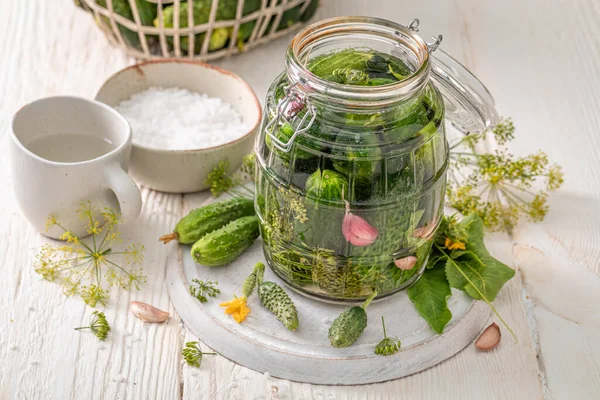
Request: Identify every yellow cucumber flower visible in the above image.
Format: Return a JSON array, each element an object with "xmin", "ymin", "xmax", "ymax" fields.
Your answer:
[
  {"xmin": 220, "ymin": 296, "xmax": 250, "ymax": 323},
  {"xmin": 445, "ymin": 237, "xmax": 466, "ymax": 251}
]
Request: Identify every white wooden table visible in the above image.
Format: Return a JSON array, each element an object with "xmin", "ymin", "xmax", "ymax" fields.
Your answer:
[{"xmin": 1, "ymin": 0, "xmax": 599, "ymax": 399}]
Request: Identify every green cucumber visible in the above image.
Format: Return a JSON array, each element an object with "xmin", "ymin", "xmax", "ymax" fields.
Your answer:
[
  {"xmin": 242, "ymin": 262, "xmax": 265, "ymax": 299},
  {"xmin": 96, "ymin": 0, "xmax": 157, "ymax": 50},
  {"xmin": 190, "ymin": 216, "xmax": 260, "ymax": 266},
  {"xmin": 305, "ymin": 169, "xmax": 348, "ymax": 204},
  {"xmin": 328, "ymin": 291, "xmax": 377, "ymax": 348},
  {"xmin": 258, "ymin": 281, "xmax": 299, "ymax": 331},
  {"xmin": 300, "ymin": 0, "xmax": 319, "ymax": 22},
  {"xmin": 160, "ymin": 198, "xmax": 255, "ymax": 245},
  {"xmin": 332, "ymin": 131, "xmax": 381, "ymax": 182}
]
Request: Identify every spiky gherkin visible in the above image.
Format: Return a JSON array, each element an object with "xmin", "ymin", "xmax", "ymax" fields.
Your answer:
[
  {"xmin": 328, "ymin": 306, "xmax": 367, "ymax": 348},
  {"xmin": 258, "ymin": 281, "xmax": 299, "ymax": 331},
  {"xmin": 242, "ymin": 262, "xmax": 265, "ymax": 299},
  {"xmin": 328, "ymin": 291, "xmax": 377, "ymax": 348}
]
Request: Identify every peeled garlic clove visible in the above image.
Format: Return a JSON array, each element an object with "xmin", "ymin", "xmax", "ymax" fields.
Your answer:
[
  {"xmin": 130, "ymin": 301, "xmax": 170, "ymax": 323},
  {"xmin": 342, "ymin": 201, "xmax": 378, "ymax": 247},
  {"xmin": 475, "ymin": 322, "xmax": 501, "ymax": 351},
  {"xmin": 394, "ymin": 256, "xmax": 417, "ymax": 270}
]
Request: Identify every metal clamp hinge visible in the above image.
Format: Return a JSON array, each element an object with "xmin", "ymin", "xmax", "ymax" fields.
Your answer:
[{"xmin": 264, "ymin": 84, "xmax": 317, "ymax": 153}]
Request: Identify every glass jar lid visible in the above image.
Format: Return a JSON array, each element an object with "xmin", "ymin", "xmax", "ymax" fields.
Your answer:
[
  {"xmin": 431, "ymin": 48, "xmax": 500, "ymax": 133},
  {"xmin": 404, "ymin": 18, "xmax": 500, "ymax": 134}
]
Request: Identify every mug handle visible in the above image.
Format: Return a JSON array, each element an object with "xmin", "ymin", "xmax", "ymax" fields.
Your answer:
[{"xmin": 104, "ymin": 163, "xmax": 142, "ymax": 222}]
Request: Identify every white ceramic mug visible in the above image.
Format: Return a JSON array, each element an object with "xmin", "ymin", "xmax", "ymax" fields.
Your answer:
[{"xmin": 10, "ymin": 96, "xmax": 142, "ymax": 239}]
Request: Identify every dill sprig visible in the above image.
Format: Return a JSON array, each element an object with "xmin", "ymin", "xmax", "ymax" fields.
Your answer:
[
  {"xmin": 189, "ymin": 279, "xmax": 220, "ymax": 303},
  {"xmin": 182, "ymin": 341, "xmax": 216, "ymax": 368},
  {"xmin": 204, "ymin": 155, "xmax": 256, "ymax": 199},
  {"xmin": 35, "ymin": 201, "xmax": 146, "ymax": 307},
  {"xmin": 375, "ymin": 316, "xmax": 401, "ymax": 356},
  {"xmin": 75, "ymin": 311, "xmax": 111, "ymax": 341},
  {"xmin": 447, "ymin": 118, "xmax": 564, "ymax": 232}
]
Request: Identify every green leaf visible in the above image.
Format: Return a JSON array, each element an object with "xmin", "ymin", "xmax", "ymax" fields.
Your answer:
[
  {"xmin": 426, "ymin": 252, "xmax": 446, "ymax": 269},
  {"xmin": 444, "ymin": 214, "xmax": 515, "ymax": 301},
  {"xmin": 408, "ymin": 267, "xmax": 452, "ymax": 333}
]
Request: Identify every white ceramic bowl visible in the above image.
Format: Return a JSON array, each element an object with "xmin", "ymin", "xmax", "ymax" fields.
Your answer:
[{"xmin": 96, "ymin": 60, "xmax": 261, "ymax": 193}]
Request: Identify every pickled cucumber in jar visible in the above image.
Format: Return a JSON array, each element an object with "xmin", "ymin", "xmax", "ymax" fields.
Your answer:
[{"xmin": 256, "ymin": 35, "xmax": 447, "ymax": 301}]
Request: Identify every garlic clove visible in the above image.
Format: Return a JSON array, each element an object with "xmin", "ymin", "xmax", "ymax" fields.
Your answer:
[
  {"xmin": 342, "ymin": 201, "xmax": 378, "ymax": 247},
  {"xmin": 394, "ymin": 256, "xmax": 417, "ymax": 270},
  {"xmin": 475, "ymin": 322, "xmax": 501, "ymax": 351},
  {"xmin": 413, "ymin": 216, "xmax": 440, "ymax": 239},
  {"xmin": 285, "ymin": 99, "xmax": 304, "ymax": 118},
  {"xmin": 130, "ymin": 301, "xmax": 170, "ymax": 323}
]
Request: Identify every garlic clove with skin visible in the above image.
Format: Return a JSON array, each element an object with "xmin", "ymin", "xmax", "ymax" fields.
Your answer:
[
  {"xmin": 130, "ymin": 301, "xmax": 170, "ymax": 323},
  {"xmin": 394, "ymin": 256, "xmax": 417, "ymax": 270},
  {"xmin": 413, "ymin": 216, "xmax": 440, "ymax": 239},
  {"xmin": 475, "ymin": 322, "xmax": 501, "ymax": 351},
  {"xmin": 342, "ymin": 201, "xmax": 378, "ymax": 247}
]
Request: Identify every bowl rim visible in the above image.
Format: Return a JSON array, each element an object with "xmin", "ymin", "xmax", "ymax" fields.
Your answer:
[{"xmin": 95, "ymin": 58, "xmax": 262, "ymax": 154}]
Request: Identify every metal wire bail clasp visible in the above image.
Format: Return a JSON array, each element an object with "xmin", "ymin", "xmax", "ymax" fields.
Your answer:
[
  {"xmin": 427, "ymin": 35, "xmax": 443, "ymax": 53},
  {"xmin": 406, "ymin": 18, "xmax": 443, "ymax": 53},
  {"xmin": 264, "ymin": 83, "xmax": 317, "ymax": 153}
]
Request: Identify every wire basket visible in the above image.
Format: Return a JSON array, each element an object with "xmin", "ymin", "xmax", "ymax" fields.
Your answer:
[{"xmin": 76, "ymin": 0, "xmax": 320, "ymax": 61}]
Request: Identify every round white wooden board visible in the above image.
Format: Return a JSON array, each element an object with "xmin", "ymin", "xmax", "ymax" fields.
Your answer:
[{"xmin": 167, "ymin": 237, "xmax": 490, "ymax": 385}]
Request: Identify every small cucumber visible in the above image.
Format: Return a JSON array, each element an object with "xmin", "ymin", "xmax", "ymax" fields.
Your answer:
[
  {"xmin": 328, "ymin": 291, "xmax": 377, "ymax": 348},
  {"xmin": 328, "ymin": 306, "xmax": 367, "ymax": 348},
  {"xmin": 160, "ymin": 198, "xmax": 255, "ymax": 245},
  {"xmin": 305, "ymin": 169, "xmax": 348, "ymax": 205},
  {"xmin": 190, "ymin": 216, "xmax": 260, "ymax": 267},
  {"xmin": 242, "ymin": 262, "xmax": 265, "ymax": 299},
  {"xmin": 258, "ymin": 281, "xmax": 299, "ymax": 331}
]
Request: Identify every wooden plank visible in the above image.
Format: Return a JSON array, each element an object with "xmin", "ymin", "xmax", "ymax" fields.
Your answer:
[{"xmin": 513, "ymin": 230, "xmax": 600, "ymax": 398}]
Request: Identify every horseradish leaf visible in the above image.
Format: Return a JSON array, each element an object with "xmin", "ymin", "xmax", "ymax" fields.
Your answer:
[{"xmin": 408, "ymin": 267, "xmax": 452, "ymax": 334}]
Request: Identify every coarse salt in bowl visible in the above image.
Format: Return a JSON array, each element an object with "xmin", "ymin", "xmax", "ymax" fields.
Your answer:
[
  {"xmin": 96, "ymin": 60, "xmax": 261, "ymax": 193},
  {"xmin": 115, "ymin": 87, "xmax": 250, "ymax": 151}
]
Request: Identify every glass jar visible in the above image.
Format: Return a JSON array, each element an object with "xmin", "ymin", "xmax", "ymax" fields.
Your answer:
[{"xmin": 254, "ymin": 17, "xmax": 499, "ymax": 302}]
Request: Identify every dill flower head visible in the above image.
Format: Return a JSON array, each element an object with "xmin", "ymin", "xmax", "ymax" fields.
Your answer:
[
  {"xmin": 35, "ymin": 201, "xmax": 146, "ymax": 307},
  {"xmin": 375, "ymin": 316, "xmax": 401, "ymax": 356},
  {"xmin": 182, "ymin": 341, "xmax": 216, "ymax": 368},
  {"xmin": 447, "ymin": 118, "xmax": 564, "ymax": 232},
  {"xmin": 75, "ymin": 311, "xmax": 111, "ymax": 341}
]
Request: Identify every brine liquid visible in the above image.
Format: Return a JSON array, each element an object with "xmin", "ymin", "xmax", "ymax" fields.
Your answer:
[
  {"xmin": 307, "ymin": 48, "xmax": 413, "ymax": 86},
  {"xmin": 256, "ymin": 47, "xmax": 447, "ymax": 301},
  {"xmin": 27, "ymin": 133, "xmax": 115, "ymax": 163}
]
